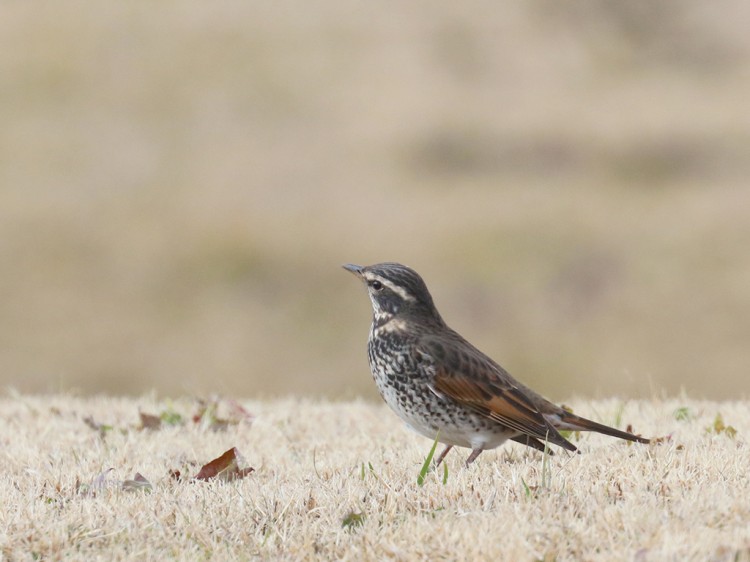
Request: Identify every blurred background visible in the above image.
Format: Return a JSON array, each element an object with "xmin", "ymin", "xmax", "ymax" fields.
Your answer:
[{"xmin": 1, "ymin": 1, "xmax": 749, "ymax": 400}]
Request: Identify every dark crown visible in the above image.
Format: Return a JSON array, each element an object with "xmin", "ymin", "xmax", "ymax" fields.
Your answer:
[
  {"xmin": 367, "ymin": 263, "xmax": 431, "ymax": 299},
  {"xmin": 361, "ymin": 263, "xmax": 442, "ymax": 320}
]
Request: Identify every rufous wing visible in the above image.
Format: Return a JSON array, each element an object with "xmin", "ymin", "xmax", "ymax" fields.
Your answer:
[
  {"xmin": 417, "ymin": 339, "xmax": 576, "ymax": 451},
  {"xmin": 429, "ymin": 371, "xmax": 575, "ymax": 451}
]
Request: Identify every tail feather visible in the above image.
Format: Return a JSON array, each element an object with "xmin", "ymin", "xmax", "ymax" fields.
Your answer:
[{"xmin": 553, "ymin": 411, "xmax": 650, "ymax": 444}]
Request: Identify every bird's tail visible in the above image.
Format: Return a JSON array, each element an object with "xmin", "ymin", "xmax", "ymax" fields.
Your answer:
[{"xmin": 548, "ymin": 410, "xmax": 650, "ymax": 444}]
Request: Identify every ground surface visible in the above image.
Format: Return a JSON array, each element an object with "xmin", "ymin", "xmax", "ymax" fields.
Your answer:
[{"xmin": 1, "ymin": 394, "xmax": 748, "ymax": 561}]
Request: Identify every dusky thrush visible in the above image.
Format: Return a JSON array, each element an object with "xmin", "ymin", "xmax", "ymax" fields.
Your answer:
[{"xmin": 344, "ymin": 262, "xmax": 650, "ymax": 466}]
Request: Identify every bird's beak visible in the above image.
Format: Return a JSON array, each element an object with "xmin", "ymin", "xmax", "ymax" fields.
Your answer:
[{"xmin": 342, "ymin": 263, "xmax": 364, "ymax": 277}]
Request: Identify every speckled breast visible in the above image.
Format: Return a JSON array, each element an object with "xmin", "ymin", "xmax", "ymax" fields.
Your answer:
[{"xmin": 366, "ymin": 326, "xmax": 508, "ymax": 449}]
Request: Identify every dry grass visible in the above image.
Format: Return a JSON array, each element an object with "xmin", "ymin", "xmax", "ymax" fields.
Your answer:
[{"xmin": 3, "ymin": 393, "xmax": 748, "ymax": 560}]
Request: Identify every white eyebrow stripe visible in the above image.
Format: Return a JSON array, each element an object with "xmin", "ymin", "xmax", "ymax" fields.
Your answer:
[{"xmin": 364, "ymin": 273, "xmax": 415, "ymax": 302}]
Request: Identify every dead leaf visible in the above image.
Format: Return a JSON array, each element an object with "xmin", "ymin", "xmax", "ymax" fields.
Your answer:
[
  {"xmin": 92, "ymin": 468, "xmax": 116, "ymax": 488},
  {"xmin": 194, "ymin": 447, "xmax": 254, "ymax": 481},
  {"xmin": 649, "ymin": 435, "xmax": 673, "ymax": 445},
  {"xmin": 306, "ymin": 494, "xmax": 317, "ymax": 512},
  {"xmin": 192, "ymin": 397, "xmax": 254, "ymax": 431},
  {"xmin": 80, "ymin": 468, "xmax": 117, "ymax": 496},
  {"xmin": 622, "ymin": 423, "xmax": 649, "ymax": 445},
  {"xmin": 83, "ymin": 416, "xmax": 113, "ymax": 437},
  {"xmin": 168, "ymin": 469, "xmax": 182, "ymax": 481},
  {"xmin": 192, "ymin": 398, "xmax": 228, "ymax": 431},
  {"xmin": 139, "ymin": 412, "xmax": 162, "ymax": 431},
  {"xmin": 226, "ymin": 399, "xmax": 255, "ymax": 425},
  {"xmin": 210, "ymin": 419, "xmax": 230, "ymax": 432},
  {"xmin": 122, "ymin": 473, "xmax": 153, "ymax": 493},
  {"xmin": 192, "ymin": 398, "xmax": 212, "ymax": 424}
]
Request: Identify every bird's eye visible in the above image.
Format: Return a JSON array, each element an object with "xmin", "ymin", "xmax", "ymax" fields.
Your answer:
[{"xmin": 370, "ymin": 280, "xmax": 383, "ymax": 291}]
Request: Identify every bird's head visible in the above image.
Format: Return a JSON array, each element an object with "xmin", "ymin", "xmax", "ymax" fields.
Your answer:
[{"xmin": 343, "ymin": 262, "xmax": 443, "ymax": 326}]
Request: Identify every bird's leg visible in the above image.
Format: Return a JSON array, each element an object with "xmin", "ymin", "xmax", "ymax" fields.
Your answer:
[
  {"xmin": 434, "ymin": 445, "xmax": 453, "ymax": 466},
  {"xmin": 465, "ymin": 449, "xmax": 483, "ymax": 466}
]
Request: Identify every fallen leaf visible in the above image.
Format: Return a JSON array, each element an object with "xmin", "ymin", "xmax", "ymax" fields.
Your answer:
[
  {"xmin": 306, "ymin": 494, "xmax": 316, "ymax": 512},
  {"xmin": 226, "ymin": 399, "xmax": 255, "ymax": 425},
  {"xmin": 92, "ymin": 468, "xmax": 116, "ymax": 488},
  {"xmin": 168, "ymin": 469, "xmax": 182, "ymax": 481},
  {"xmin": 122, "ymin": 472, "xmax": 153, "ymax": 493},
  {"xmin": 649, "ymin": 435, "xmax": 673, "ymax": 445},
  {"xmin": 80, "ymin": 468, "xmax": 117, "ymax": 496},
  {"xmin": 192, "ymin": 397, "xmax": 254, "ymax": 431},
  {"xmin": 83, "ymin": 416, "xmax": 113, "ymax": 436},
  {"xmin": 194, "ymin": 447, "xmax": 254, "ymax": 481},
  {"xmin": 209, "ymin": 419, "xmax": 230, "ymax": 432},
  {"xmin": 139, "ymin": 412, "xmax": 162, "ymax": 431},
  {"xmin": 192, "ymin": 398, "xmax": 213, "ymax": 424},
  {"xmin": 192, "ymin": 398, "xmax": 225, "ymax": 430}
]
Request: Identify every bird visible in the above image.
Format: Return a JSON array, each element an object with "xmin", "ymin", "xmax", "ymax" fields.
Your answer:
[{"xmin": 343, "ymin": 262, "xmax": 650, "ymax": 466}]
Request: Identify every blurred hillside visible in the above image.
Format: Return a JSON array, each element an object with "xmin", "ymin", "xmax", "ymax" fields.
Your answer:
[{"xmin": 1, "ymin": 1, "xmax": 749, "ymax": 400}]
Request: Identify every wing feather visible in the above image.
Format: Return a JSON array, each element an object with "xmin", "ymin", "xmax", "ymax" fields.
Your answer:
[{"xmin": 417, "ymin": 336, "xmax": 576, "ymax": 451}]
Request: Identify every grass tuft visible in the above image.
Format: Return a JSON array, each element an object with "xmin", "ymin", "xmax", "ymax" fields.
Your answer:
[
  {"xmin": 707, "ymin": 413, "xmax": 737, "ymax": 438},
  {"xmin": 674, "ymin": 406, "xmax": 692, "ymax": 421},
  {"xmin": 341, "ymin": 511, "xmax": 365, "ymax": 530}
]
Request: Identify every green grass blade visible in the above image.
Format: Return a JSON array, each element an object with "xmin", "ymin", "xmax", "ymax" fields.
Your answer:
[{"xmin": 417, "ymin": 432, "xmax": 440, "ymax": 487}]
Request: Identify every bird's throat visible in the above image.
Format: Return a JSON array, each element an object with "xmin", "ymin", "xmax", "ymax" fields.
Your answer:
[{"xmin": 371, "ymin": 313, "xmax": 407, "ymax": 334}]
